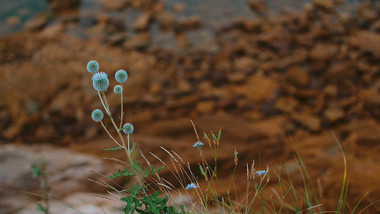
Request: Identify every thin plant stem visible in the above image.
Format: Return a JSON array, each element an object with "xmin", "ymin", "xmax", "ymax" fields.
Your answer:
[
  {"xmin": 97, "ymin": 91, "xmax": 145, "ymax": 188},
  {"xmin": 97, "ymin": 91, "xmax": 110, "ymax": 115},
  {"xmin": 100, "ymin": 121, "xmax": 123, "ymax": 148},
  {"xmin": 119, "ymin": 83, "xmax": 124, "ymax": 129},
  {"xmin": 127, "ymin": 134, "xmax": 131, "ymax": 152}
]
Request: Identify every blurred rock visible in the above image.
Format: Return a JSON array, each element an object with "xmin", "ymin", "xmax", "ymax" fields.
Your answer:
[
  {"xmin": 234, "ymin": 56, "xmax": 255, "ymax": 72},
  {"xmin": 309, "ymin": 43, "xmax": 338, "ymax": 61},
  {"xmin": 248, "ymin": 0, "xmax": 267, "ymax": 15},
  {"xmin": 47, "ymin": 0, "xmax": 81, "ymax": 14},
  {"xmin": 156, "ymin": 12, "xmax": 176, "ymax": 30},
  {"xmin": 285, "ymin": 66, "xmax": 309, "ymax": 86},
  {"xmin": 17, "ymin": 192, "xmax": 122, "ymax": 214},
  {"xmin": 39, "ymin": 23, "xmax": 64, "ymax": 39},
  {"xmin": 5, "ymin": 16, "xmax": 20, "ymax": 27},
  {"xmin": 101, "ymin": 0, "xmax": 128, "ymax": 11},
  {"xmin": 0, "ymin": 144, "xmax": 106, "ymax": 197},
  {"xmin": 106, "ymin": 33, "xmax": 126, "ymax": 46},
  {"xmin": 176, "ymin": 16, "xmax": 200, "ymax": 31},
  {"xmin": 232, "ymin": 75, "xmax": 278, "ymax": 102},
  {"xmin": 134, "ymin": 13, "xmax": 151, "ymax": 32},
  {"xmin": 196, "ymin": 101, "xmax": 215, "ymax": 114},
  {"xmin": 275, "ymin": 96, "xmax": 298, "ymax": 113},
  {"xmin": 172, "ymin": 2, "xmax": 187, "ymax": 12},
  {"xmin": 0, "ymin": 144, "xmax": 113, "ymax": 213},
  {"xmin": 23, "ymin": 15, "xmax": 48, "ymax": 31},
  {"xmin": 292, "ymin": 112, "xmax": 321, "ymax": 131},
  {"xmin": 324, "ymin": 107, "xmax": 344, "ymax": 122},
  {"xmin": 123, "ymin": 32, "xmax": 151, "ymax": 50},
  {"xmin": 178, "ymin": 80, "xmax": 192, "ymax": 93},
  {"xmin": 349, "ymin": 31, "xmax": 380, "ymax": 57},
  {"xmin": 313, "ymin": 0, "xmax": 334, "ymax": 12},
  {"xmin": 357, "ymin": 3, "xmax": 378, "ymax": 23}
]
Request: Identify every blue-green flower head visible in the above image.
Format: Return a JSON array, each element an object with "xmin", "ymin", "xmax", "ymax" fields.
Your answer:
[
  {"xmin": 92, "ymin": 72, "xmax": 109, "ymax": 91},
  {"xmin": 91, "ymin": 109, "xmax": 104, "ymax": 122},
  {"xmin": 87, "ymin": 60, "xmax": 99, "ymax": 73},
  {"xmin": 122, "ymin": 123, "xmax": 134, "ymax": 134},
  {"xmin": 115, "ymin": 69, "xmax": 128, "ymax": 83},
  {"xmin": 114, "ymin": 85, "xmax": 123, "ymax": 94}
]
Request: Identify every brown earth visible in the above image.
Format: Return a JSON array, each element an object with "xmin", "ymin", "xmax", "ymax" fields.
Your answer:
[{"xmin": 1, "ymin": 0, "xmax": 380, "ymax": 213}]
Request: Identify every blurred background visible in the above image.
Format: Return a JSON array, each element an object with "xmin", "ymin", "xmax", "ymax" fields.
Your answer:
[{"xmin": 1, "ymin": 0, "xmax": 380, "ymax": 213}]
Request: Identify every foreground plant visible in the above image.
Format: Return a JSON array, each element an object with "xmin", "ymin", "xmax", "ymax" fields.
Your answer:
[{"xmin": 87, "ymin": 60, "xmax": 185, "ymax": 214}]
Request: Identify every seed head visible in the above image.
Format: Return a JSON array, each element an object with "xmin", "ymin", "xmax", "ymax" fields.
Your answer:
[
  {"xmin": 114, "ymin": 85, "xmax": 123, "ymax": 94},
  {"xmin": 122, "ymin": 123, "xmax": 134, "ymax": 134},
  {"xmin": 91, "ymin": 109, "xmax": 104, "ymax": 122},
  {"xmin": 115, "ymin": 69, "xmax": 128, "ymax": 83},
  {"xmin": 87, "ymin": 60, "xmax": 99, "ymax": 73},
  {"xmin": 92, "ymin": 72, "xmax": 109, "ymax": 91}
]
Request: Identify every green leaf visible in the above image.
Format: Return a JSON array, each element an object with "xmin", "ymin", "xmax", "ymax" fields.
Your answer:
[
  {"xmin": 32, "ymin": 166, "xmax": 42, "ymax": 178},
  {"xmin": 104, "ymin": 146, "xmax": 124, "ymax": 151},
  {"xmin": 36, "ymin": 203, "xmax": 47, "ymax": 213},
  {"xmin": 107, "ymin": 168, "xmax": 135, "ymax": 179},
  {"xmin": 217, "ymin": 129, "xmax": 222, "ymax": 141},
  {"xmin": 199, "ymin": 165, "xmax": 206, "ymax": 176},
  {"xmin": 131, "ymin": 142, "xmax": 136, "ymax": 153}
]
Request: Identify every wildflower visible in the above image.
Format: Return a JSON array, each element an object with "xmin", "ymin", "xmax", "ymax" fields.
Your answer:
[
  {"xmin": 92, "ymin": 72, "xmax": 109, "ymax": 91},
  {"xmin": 91, "ymin": 109, "xmax": 104, "ymax": 122},
  {"xmin": 87, "ymin": 60, "xmax": 99, "ymax": 73},
  {"xmin": 193, "ymin": 141, "xmax": 204, "ymax": 147},
  {"xmin": 114, "ymin": 85, "xmax": 123, "ymax": 94},
  {"xmin": 122, "ymin": 123, "xmax": 134, "ymax": 134},
  {"xmin": 255, "ymin": 170, "xmax": 266, "ymax": 176},
  {"xmin": 185, "ymin": 183, "xmax": 197, "ymax": 189},
  {"xmin": 115, "ymin": 69, "xmax": 128, "ymax": 83}
]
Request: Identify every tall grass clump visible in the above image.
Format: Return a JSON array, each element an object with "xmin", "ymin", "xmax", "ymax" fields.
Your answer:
[{"xmin": 83, "ymin": 60, "xmax": 374, "ymax": 214}]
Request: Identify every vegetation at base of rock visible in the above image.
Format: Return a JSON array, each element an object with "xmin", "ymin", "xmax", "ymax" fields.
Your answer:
[{"xmin": 121, "ymin": 185, "xmax": 186, "ymax": 214}]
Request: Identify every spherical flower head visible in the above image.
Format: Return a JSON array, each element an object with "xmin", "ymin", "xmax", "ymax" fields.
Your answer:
[
  {"xmin": 92, "ymin": 72, "xmax": 109, "ymax": 91},
  {"xmin": 115, "ymin": 69, "xmax": 128, "ymax": 83},
  {"xmin": 91, "ymin": 109, "xmax": 104, "ymax": 122},
  {"xmin": 122, "ymin": 123, "xmax": 134, "ymax": 134},
  {"xmin": 87, "ymin": 60, "xmax": 99, "ymax": 73},
  {"xmin": 114, "ymin": 85, "xmax": 123, "ymax": 94}
]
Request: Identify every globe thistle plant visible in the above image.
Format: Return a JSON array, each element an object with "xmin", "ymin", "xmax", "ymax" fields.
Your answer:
[
  {"xmin": 114, "ymin": 85, "xmax": 123, "ymax": 94},
  {"xmin": 87, "ymin": 60, "xmax": 99, "ymax": 73},
  {"xmin": 122, "ymin": 123, "xmax": 134, "ymax": 134},
  {"xmin": 92, "ymin": 72, "xmax": 109, "ymax": 91},
  {"xmin": 91, "ymin": 109, "xmax": 104, "ymax": 122},
  {"xmin": 115, "ymin": 69, "xmax": 128, "ymax": 83}
]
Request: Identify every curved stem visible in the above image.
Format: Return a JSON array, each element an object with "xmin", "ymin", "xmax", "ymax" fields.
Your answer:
[
  {"xmin": 100, "ymin": 121, "xmax": 123, "ymax": 148},
  {"xmin": 119, "ymin": 83, "xmax": 124, "ymax": 129},
  {"xmin": 97, "ymin": 91, "xmax": 110, "ymax": 115}
]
